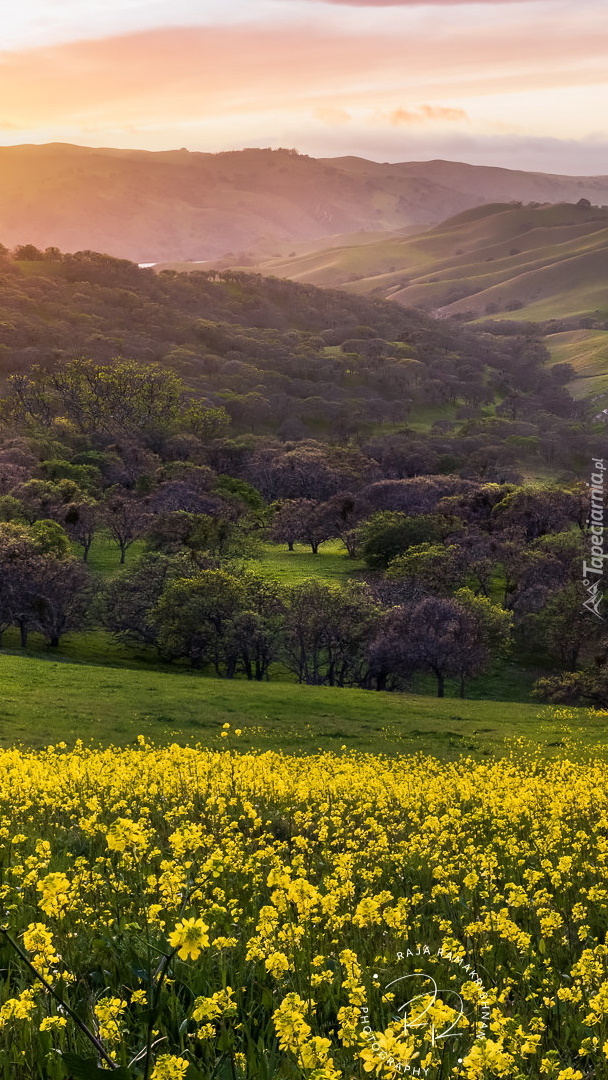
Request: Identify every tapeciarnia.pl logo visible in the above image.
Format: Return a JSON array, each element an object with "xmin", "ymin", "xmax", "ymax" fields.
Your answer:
[{"xmin": 583, "ymin": 458, "xmax": 606, "ymax": 619}]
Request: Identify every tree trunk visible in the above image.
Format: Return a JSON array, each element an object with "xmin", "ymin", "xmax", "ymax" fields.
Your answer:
[
  {"xmin": 344, "ymin": 534, "xmax": 358, "ymax": 558},
  {"xmin": 19, "ymin": 622, "xmax": 28, "ymax": 648},
  {"xmin": 50, "ymin": 636, "xmax": 60, "ymax": 648},
  {"xmin": 287, "ymin": 540, "xmax": 294, "ymax": 552},
  {"xmin": 567, "ymin": 646, "xmax": 580, "ymax": 670},
  {"xmin": 437, "ymin": 672, "xmax": 445, "ymax": 698},
  {"xmin": 311, "ymin": 541, "xmax": 319, "ymax": 554}
]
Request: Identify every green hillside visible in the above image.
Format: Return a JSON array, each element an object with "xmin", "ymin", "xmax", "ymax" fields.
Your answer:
[
  {"xmin": 546, "ymin": 328, "xmax": 608, "ymax": 405},
  {"xmin": 252, "ymin": 201, "xmax": 608, "ymax": 323},
  {"xmin": 0, "ymin": 652, "xmax": 602, "ymax": 761}
]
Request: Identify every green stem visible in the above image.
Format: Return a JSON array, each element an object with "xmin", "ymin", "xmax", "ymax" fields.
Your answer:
[
  {"xmin": 142, "ymin": 948, "xmax": 178, "ymax": 1080},
  {"xmin": 0, "ymin": 926, "xmax": 118, "ymax": 1070}
]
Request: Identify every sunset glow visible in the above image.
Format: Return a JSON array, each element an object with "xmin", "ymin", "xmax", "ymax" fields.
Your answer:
[{"xmin": 2, "ymin": 0, "xmax": 608, "ymax": 171}]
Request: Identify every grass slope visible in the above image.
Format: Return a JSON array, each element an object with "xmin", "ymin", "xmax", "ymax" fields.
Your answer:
[
  {"xmin": 80, "ymin": 534, "xmax": 362, "ymax": 585},
  {"xmin": 252, "ymin": 202, "xmax": 608, "ymax": 323},
  {"xmin": 257, "ymin": 541, "xmax": 364, "ymax": 583},
  {"xmin": 0, "ymin": 652, "xmax": 602, "ymax": 760},
  {"xmin": 545, "ymin": 328, "xmax": 608, "ymax": 405}
]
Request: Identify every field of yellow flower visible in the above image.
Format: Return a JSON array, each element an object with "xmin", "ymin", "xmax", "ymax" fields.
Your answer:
[{"xmin": 1, "ymin": 733, "xmax": 608, "ymax": 1079}]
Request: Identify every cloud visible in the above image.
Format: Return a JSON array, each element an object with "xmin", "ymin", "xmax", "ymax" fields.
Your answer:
[
  {"xmin": 389, "ymin": 105, "xmax": 468, "ymax": 124},
  {"xmin": 0, "ymin": 9, "xmax": 606, "ymax": 177},
  {"xmin": 315, "ymin": 106, "xmax": 352, "ymax": 124},
  {"xmin": 1, "ymin": 15, "xmax": 606, "ymax": 129},
  {"xmin": 316, "ymin": 103, "xmax": 467, "ymax": 128},
  {"xmin": 298, "ymin": 0, "xmax": 546, "ymax": 5}
]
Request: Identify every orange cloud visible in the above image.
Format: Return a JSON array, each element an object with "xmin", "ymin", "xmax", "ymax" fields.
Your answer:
[
  {"xmin": 315, "ymin": 106, "xmax": 352, "ymax": 124},
  {"xmin": 301, "ymin": 0, "xmax": 543, "ymax": 4},
  {"xmin": 0, "ymin": 16, "xmax": 605, "ymax": 136},
  {"xmin": 302, "ymin": 0, "xmax": 538, "ymax": 3},
  {"xmin": 389, "ymin": 105, "xmax": 467, "ymax": 124}
]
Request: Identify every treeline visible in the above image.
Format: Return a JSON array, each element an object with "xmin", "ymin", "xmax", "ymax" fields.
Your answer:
[
  {"xmin": 103, "ymin": 558, "xmax": 512, "ymax": 696},
  {"xmin": 0, "ymin": 519, "xmax": 511, "ymax": 696},
  {"xmin": 265, "ymin": 479, "xmax": 608, "ymax": 699},
  {"xmin": 0, "ymin": 472, "xmax": 597, "ymax": 697}
]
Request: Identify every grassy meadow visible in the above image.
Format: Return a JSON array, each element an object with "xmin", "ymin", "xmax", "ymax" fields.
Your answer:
[
  {"xmin": 0, "ymin": 650, "xmax": 605, "ymax": 761},
  {"xmin": 80, "ymin": 533, "xmax": 361, "ymax": 585},
  {"xmin": 256, "ymin": 541, "xmax": 365, "ymax": 584}
]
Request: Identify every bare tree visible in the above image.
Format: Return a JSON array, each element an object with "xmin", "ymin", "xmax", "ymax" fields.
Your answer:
[{"xmin": 102, "ymin": 488, "xmax": 150, "ymax": 564}]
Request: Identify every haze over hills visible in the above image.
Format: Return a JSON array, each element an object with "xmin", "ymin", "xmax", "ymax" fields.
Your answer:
[{"xmin": 3, "ymin": 142, "xmax": 608, "ymax": 264}]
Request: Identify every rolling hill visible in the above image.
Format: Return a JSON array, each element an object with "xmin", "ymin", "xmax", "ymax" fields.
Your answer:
[
  {"xmin": 0, "ymin": 652, "xmax": 594, "ymax": 758},
  {"xmin": 238, "ymin": 200, "xmax": 608, "ymax": 406},
  {"xmin": 251, "ymin": 201, "xmax": 608, "ymax": 324},
  {"xmin": 2, "ymin": 142, "xmax": 608, "ymax": 263},
  {"xmin": 545, "ymin": 328, "xmax": 608, "ymax": 404}
]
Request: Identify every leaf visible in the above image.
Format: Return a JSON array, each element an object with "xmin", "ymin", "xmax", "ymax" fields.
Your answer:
[
  {"xmin": 60, "ymin": 1055, "xmax": 100, "ymax": 1080},
  {"xmin": 217, "ymin": 1028, "xmax": 234, "ymax": 1051},
  {"xmin": 60, "ymin": 1053, "xmax": 135, "ymax": 1080},
  {"xmin": 172, "ymin": 977, "xmax": 194, "ymax": 1006},
  {"xmin": 185, "ymin": 1066, "xmax": 207, "ymax": 1080}
]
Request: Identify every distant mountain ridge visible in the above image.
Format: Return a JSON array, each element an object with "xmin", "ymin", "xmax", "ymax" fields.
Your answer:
[{"xmin": 2, "ymin": 142, "xmax": 608, "ymax": 264}]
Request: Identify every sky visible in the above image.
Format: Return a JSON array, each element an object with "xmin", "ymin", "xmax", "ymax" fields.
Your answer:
[{"xmin": 1, "ymin": 0, "xmax": 608, "ymax": 173}]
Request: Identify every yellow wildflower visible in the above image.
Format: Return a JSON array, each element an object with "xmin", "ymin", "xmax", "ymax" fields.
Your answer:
[{"xmin": 168, "ymin": 916, "xmax": 210, "ymax": 960}]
